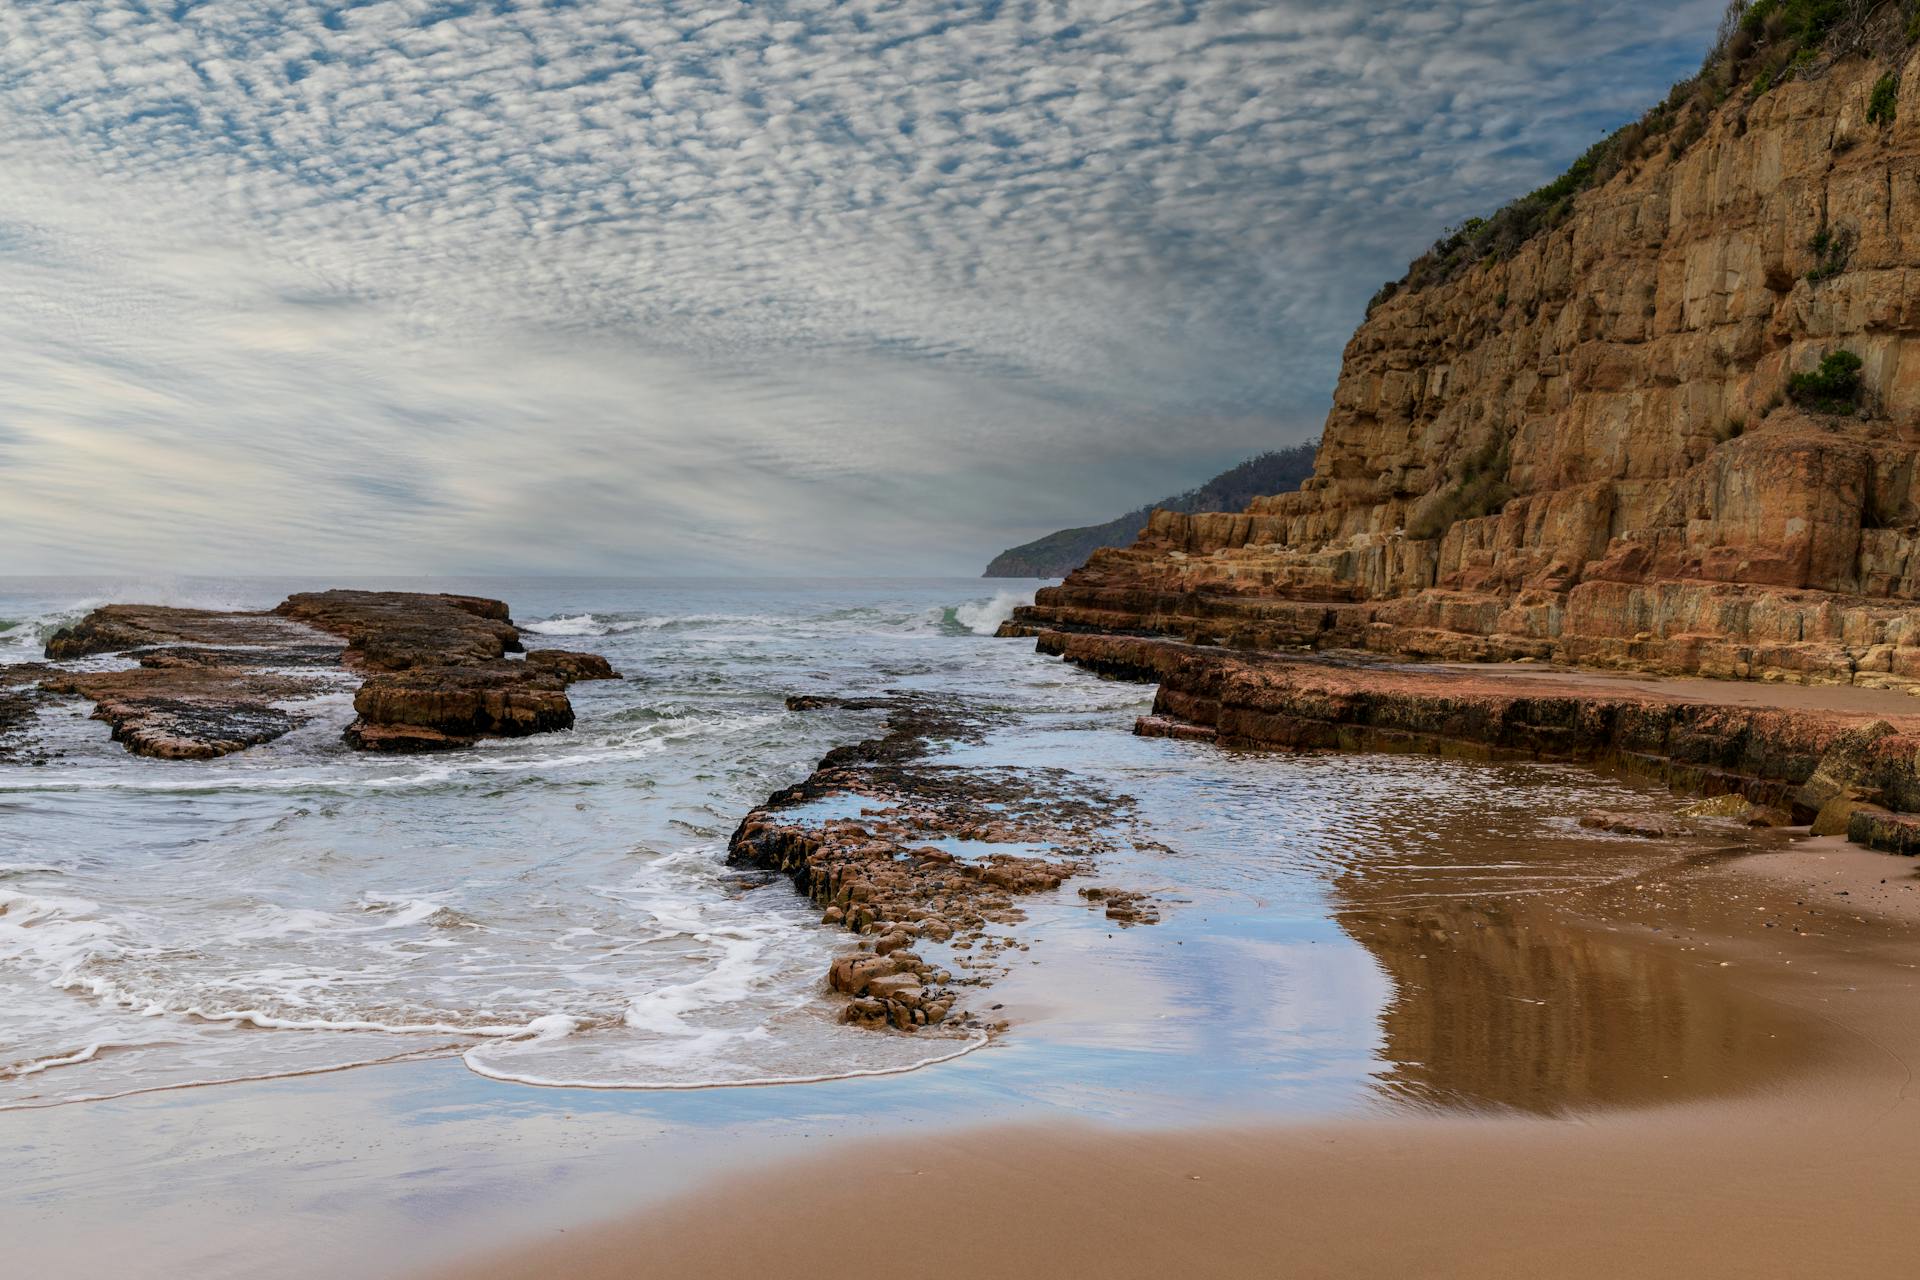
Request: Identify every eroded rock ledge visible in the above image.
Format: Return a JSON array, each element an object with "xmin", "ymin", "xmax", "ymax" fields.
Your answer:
[
  {"xmin": 1040, "ymin": 631, "xmax": 1920, "ymax": 857},
  {"xmin": 35, "ymin": 591, "xmax": 618, "ymax": 759},
  {"xmin": 727, "ymin": 693, "xmax": 1151, "ymax": 1033}
]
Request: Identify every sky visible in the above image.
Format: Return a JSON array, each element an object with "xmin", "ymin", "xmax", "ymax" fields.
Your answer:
[{"xmin": 0, "ymin": 0, "xmax": 1729, "ymax": 577}]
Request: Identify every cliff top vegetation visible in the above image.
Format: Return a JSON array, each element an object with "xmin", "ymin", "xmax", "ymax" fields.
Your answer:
[{"xmin": 1378, "ymin": 0, "xmax": 1918, "ymax": 304}]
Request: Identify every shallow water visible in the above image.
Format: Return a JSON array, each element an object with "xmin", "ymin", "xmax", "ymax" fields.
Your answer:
[{"xmin": 0, "ymin": 576, "xmax": 1800, "ymax": 1120}]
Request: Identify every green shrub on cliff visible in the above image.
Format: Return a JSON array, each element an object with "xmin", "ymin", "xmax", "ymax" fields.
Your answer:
[
  {"xmin": 1406, "ymin": 437, "xmax": 1514, "ymax": 541},
  {"xmin": 1868, "ymin": 73, "xmax": 1898, "ymax": 124},
  {"xmin": 1787, "ymin": 349, "xmax": 1865, "ymax": 412},
  {"xmin": 1807, "ymin": 223, "xmax": 1856, "ymax": 281}
]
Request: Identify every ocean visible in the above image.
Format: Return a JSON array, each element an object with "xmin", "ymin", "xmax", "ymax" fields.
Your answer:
[{"xmin": 0, "ymin": 576, "xmax": 1760, "ymax": 1116}]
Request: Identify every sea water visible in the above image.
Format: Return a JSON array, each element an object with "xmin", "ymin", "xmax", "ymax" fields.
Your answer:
[{"xmin": 0, "ymin": 576, "xmax": 1755, "ymax": 1114}]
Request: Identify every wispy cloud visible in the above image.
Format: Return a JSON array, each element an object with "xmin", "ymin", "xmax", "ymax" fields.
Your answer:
[{"xmin": 0, "ymin": 1, "xmax": 1725, "ymax": 574}]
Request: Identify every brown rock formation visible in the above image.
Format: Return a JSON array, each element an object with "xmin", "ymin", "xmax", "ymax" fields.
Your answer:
[
  {"xmin": 728, "ymin": 693, "xmax": 1145, "ymax": 1032},
  {"xmin": 1040, "ymin": 631, "xmax": 1920, "ymax": 856},
  {"xmin": 37, "ymin": 667, "xmax": 320, "ymax": 760},
  {"xmin": 1013, "ymin": 48, "xmax": 1920, "ymax": 690},
  {"xmin": 344, "ymin": 663, "xmax": 575, "ymax": 752},
  {"xmin": 35, "ymin": 591, "xmax": 616, "ymax": 758},
  {"xmin": 524, "ymin": 649, "xmax": 620, "ymax": 684},
  {"xmin": 274, "ymin": 590, "xmax": 522, "ymax": 670}
]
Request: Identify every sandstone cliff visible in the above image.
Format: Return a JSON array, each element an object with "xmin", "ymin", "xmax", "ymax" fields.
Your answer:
[{"xmin": 1015, "ymin": 38, "xmax": 1920, "ymax": 691}]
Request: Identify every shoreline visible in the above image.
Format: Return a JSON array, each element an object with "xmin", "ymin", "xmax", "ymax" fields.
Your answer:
[{"xmin": 425, "ymin": 825, "xmax": 1920, "ymax": 1279}]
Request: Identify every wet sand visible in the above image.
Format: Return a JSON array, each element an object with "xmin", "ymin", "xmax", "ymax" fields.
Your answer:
[{"xmin": 431, "ymin": 836, "xmax": 1920, "ymax": 1280}]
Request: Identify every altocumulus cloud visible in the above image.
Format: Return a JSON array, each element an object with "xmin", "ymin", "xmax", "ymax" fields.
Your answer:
[{"xmin": 0, "ymin": 0, "xmax": 1725, "ymax": 575}]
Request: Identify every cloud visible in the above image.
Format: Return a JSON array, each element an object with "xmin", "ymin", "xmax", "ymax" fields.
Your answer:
[{"xmin": 0, "ymin": 0, "xmax": 1727, "ymax": 574}]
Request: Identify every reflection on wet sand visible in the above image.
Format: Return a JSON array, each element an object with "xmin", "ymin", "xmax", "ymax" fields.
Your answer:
[{"xmin": 1330, "ymin": 819, "xmax": 1817, "ymax": 1115}]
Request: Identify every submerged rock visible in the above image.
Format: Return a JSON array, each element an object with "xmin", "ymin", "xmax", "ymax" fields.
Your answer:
[{"xmin": 1578, "ymin": 811, "xmax": 1685, "ymax": 840}]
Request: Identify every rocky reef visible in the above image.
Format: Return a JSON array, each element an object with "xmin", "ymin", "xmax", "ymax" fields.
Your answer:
[
  {"xmin": 1041, "ymin": 631, "xmax": 1920, "ymax": 856},
  {"xmin": 1012, "ymin": 45, "xmax": 1920, "ymax": 690},
  {"xmin": 35, "ymin": 591, "xmax": 618, "ymax": 759},
  {"xmin": 728, "ymin": 693, "xmax": 1152, "ymax": 1032}
]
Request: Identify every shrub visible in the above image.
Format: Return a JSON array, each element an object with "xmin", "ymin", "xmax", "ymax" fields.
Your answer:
[
  {"xmin": 1787, "ymin": 349, "xmax": 1865, "ymax": 412},
  {"xmin": 1405, "ymin": 437, "xmax": 1514, "ymax": 541},
  {"xmin": 1807, "ymin": 224, "xmax": 1855, "ymax": 281},
  {"xmin": 1868, "ymin": 73, "xmax": 1898, "ymax": 125}
]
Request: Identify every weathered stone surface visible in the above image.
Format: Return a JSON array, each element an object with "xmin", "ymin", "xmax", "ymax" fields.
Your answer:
[
  {"xmin": 46, "ymin": 605, "xmax": 340, "ymax": 662},
  {"xmin": 1011, "ymin": 49, "xmax": 1920, "ymax": 692},
  {"xmin": 38, "ymin": 668, "xmax": 316, "ymax": 760},
  {"xmin": 34, "ymin": 591, "xmax": 611, "ymax": 758},
  {"xmin": 344, "ymin": 662, "xmax": 574, "ymax": 752},
  {"xmin": 36, "ymin": 607, "xmax": 343, "ymax": 758},
  {"xmin": 1038, "ymin": 631, "xmax": 1920, "ymax": 857},
  {"xmin": 525, "ymin": 649, "xmax": 621, "ymax": 684},
  {"xmin": 275, "ymin": 590, "xmax": 521, "ymax": 671},
  {"xmin": 730, "ymin": 693, "xmax": 1151, "ymax": 1032}
]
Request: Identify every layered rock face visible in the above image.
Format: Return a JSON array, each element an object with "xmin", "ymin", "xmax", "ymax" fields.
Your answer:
[
  {"xmin": 37, "ymin": 592, "xmax": 619, "ymax": 758},
  {"xmin": 1015, "ymin": 50, "xmax": 1920, "ymax": 690}
]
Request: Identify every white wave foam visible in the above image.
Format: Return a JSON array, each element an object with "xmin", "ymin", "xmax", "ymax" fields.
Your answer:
[
  {"xmin": 523, "ymin": 613, "xmax": 601, "ymax": 636},
  {"xmin": 0, "ymin": 889, "xmax": 118, "ymax": 986},
  {"xmin": 460, "ymin": 1030, "xmax": 988, "ymax": 1091},
  {"xmin": 953, "ymin": 589, "xmax": 1034, "ymax": 635}
]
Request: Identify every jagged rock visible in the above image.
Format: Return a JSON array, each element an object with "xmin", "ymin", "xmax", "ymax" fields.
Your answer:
[
  {"xmin": 1078, "ymin": 885, "xmax": 1161, "ymax": 924},
  {"xmin": 1011, "ymin": 48, "xmax": 1920, "ymax": 691},
  {"xmin": 731, "ymin": 693, "xmax": 1138, "ymax": 1031}
]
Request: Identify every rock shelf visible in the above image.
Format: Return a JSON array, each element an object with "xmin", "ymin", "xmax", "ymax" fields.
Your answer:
[
  {"xmin": 1038, "ymin": 631, "xmax": 1920, "ymax": 858},
  {"xmin": 728, "ymin": 693, "xmax": 1156, "ymax": 1032}
]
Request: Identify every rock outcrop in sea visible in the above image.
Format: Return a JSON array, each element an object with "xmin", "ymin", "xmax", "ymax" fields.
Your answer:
[
  {"xmin": 729, "ymin": 693, "xmax": 1152, "ymax": 1032},
  {"xmin": 1013, "ymin": 42, "xmax": 1920, "ymax": 688},
  {"xmin": 36, "ymin": 591, "xmax": 618, "ymax": 759}
]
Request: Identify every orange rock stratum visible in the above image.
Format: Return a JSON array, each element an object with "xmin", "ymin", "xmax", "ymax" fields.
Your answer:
[{"xmin": 1013, "ymin": 48, "xmax": 1920, "ymax": 691}]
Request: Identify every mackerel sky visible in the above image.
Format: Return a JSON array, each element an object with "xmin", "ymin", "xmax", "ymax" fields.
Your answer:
[{"xmin": 1, "ymin": 0, "xmax": 1725, "ymax": 576}]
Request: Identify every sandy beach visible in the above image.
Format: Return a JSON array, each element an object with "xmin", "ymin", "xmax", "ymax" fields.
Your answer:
[{"xmin": 431, "ymin": 832, "xmax": 1920, "ymax": 1279}]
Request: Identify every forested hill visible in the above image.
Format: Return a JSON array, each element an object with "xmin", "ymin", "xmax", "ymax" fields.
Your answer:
[{"xmin": 983, "ymin": 444, "xmax": 1316, "ymax": 578}]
